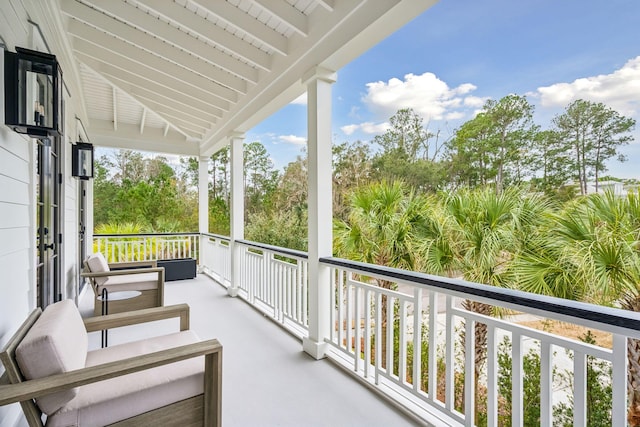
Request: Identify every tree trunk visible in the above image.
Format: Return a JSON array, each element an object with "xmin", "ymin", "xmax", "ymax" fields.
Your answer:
[
  {"xmin": 622, "ymin": 294, "xmax": 640, "ymax": 426},
  {"xmin": 460, "ymin": 299, "xmax": 492, "ymax": 424}
]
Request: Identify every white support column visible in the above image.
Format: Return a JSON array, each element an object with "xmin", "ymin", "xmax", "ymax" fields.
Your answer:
[
  {"xmin": 229, "ymin": 133, "xmax": 245, "ymax": 297},
  {"xmin": 302, "ymin": 67, "xmax": 336, "ymax": 360}
]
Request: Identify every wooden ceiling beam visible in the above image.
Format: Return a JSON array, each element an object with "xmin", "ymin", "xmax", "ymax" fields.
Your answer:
[
  {"xmin": 136, "ymin": 0, "xmax": 272, "ymax": 71},
  {"xmin": 190, "ymin": 0, "xmax": 289, "ymax": 56},
  {"xmin": 251, "ymin": 0, "xmax": 308, "ymax": 37},
  {"xmin": 62, "ymin": 0, "xmax": 250, "ymax": 93},
  {"xmin": 73, "ymin": 40, "xmax": 234, "ymax": 109}
]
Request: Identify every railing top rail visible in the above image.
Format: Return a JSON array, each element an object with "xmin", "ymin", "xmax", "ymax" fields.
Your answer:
[
  {"xmin": 237, "ymin": 239, "xmax": 308, "ymax": 260},
  {"xmin": 321, "ymin": 256, "xmax": 640, "ymax": 337},
  {"xmin": 94, "ymin": 232, "xmax": 199, "ymax": 237},
  {"xmin": 202, "ymin": 233, "xmax": 231, "ymax": 241}
]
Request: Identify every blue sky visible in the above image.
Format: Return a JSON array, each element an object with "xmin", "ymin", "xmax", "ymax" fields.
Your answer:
[{"xmin": 246, "ymin": 0, "xmax": 640, "ymax": 178}]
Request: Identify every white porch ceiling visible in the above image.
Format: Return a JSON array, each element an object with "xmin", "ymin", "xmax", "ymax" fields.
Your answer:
[{"xmin": 57, "ymin": 0, "xmax": 438, "ymax": 156}]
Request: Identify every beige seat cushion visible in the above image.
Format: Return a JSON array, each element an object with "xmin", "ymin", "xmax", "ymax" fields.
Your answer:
[
  {"xmin": 86, "ymin": 253, "xmax": 110, "ymax": 287},
  {"xmin": 46, "ymin": 330, "xmax": 204, "ymax": 427},
  {"xmin": 96, "ymin": 272, "xmax": 160, "ymax": 294},
  {"xmin": 15, "ymin": 300, "xmax": 88, "ymax": 415}
]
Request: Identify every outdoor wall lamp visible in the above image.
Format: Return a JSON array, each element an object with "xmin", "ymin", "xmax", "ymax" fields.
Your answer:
[
  {"xmin": 72, "ymin": 142, "xmax": 94, "ymax": 180},
  {"xmin": 4, "ymin": 47, "xmax": 63, "ymax": 138}
]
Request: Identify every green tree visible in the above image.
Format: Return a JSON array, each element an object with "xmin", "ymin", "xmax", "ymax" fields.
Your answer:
[
  {"xmin": 530, "ymin": 129, "xmax": 573, "ymax": 196},
  {"xmin": 446, "ymin": 95, "xmax": 537, "ymax": 193},
  {"xmin": 484, "ymin": 94, "xmax": 537, "ymax": 193},
  {"xmin": 334, "ymin": 181, "xmax": 426, "ymax": 281},
  {"xmin": 553, "ymin": 99, "xmax": 635, "ymax": 195},
  {"xmin": 445, "ymin": 112, "xmax": 494, "ymax": 188},
  {"xmin": 244, "ymin": 141, "xmax": 279, "ymax": 217},
  {"xmin": 333, "ymin": 140, "xmax": 372, "ymax": 221},
  {"xmin": 516, "ymin": 190, "xmax": 640, "ymax": 423},
  {"xmin": 334, "ymin": 181, "xmax": 426, "ymax": 368},
  {"xmin": 93, "ymin": 150, "xmax": 198, "ymax": 232},
  {"xmin": 372, "ymin": 108, "xmax": 445, "ymax": 192},
  {"xmin": 210, "ymin": 146, "xmax": 230, "ymax": 202},
  {"xmin": 417, "ymin": 186, "xmax": 552, "ymax": 423}
]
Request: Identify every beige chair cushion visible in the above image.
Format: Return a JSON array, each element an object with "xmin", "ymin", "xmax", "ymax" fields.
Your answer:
[
  {"xmin": 15, "ymin": 300, "xmax": 88, "ymax": 415},
  {"xmin": 47, "ymin": 331, "xmax": 204, "ymax": 427},
  {"xmin": 96, "ymin": 272, "xmax": 160, "ymax": 294},
  {"xmin": 86, "ymin": 253, "xmax": 110, "ymax": 286}
]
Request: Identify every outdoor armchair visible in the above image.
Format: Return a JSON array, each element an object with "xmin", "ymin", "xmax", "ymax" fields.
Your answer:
[
  {"xmin": 0, "ymin": 300, "xmax": 222, "ymax": 426},
  {"xmin": 82, "ymin": 252, "xmax": 165, "ymax": 316}
]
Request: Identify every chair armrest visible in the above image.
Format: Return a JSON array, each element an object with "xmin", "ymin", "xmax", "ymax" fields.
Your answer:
[
  {"xmin": 109, "ymin": 260, "xmax": 157, "ymax": 269},
  {"xmin": 81, "ymin": 267, "xmax": 165, "ymax": 279},
  {"xmin": 83, "ymin": 304, "xmax": 190, "ymax": 332},
  {"xmin": 0, "ymin": 339, "xmax": 222, "ymax": 406}
]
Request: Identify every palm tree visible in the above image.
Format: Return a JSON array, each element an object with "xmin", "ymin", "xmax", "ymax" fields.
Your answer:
[
  {"xmin": 418, "ymin": 186, "xmax": 553, "ymax": 420},
  {"xmin": 334, "ymin": 180, "xmax": 425, "ymax": 284},
  {"xmin": 516, "ymin": 190, "xmax": 640, "ymax": 424},
  {"xmin": 334, "ymin": 181, "xmax": 426, "ymax": 370}
]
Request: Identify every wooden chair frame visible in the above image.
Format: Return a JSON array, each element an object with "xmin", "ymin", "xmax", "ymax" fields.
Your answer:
[
  {"xmin": 82, "ymin": 260, "xmax": 165, "ymax": 316},
  {"xmin": 0, "ymin": 304, "xmax": 222, "ymax": 427}
]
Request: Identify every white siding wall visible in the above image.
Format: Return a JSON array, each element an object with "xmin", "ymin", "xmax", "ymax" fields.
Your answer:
[{"xmin": 0, "ymin": 2, "xmax": 82, "ymax": 425}]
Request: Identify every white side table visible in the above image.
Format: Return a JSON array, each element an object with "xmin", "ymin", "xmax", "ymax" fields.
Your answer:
[{"xmin": 97, "ymin": 290, "xmax": 142, "ymax": 347}]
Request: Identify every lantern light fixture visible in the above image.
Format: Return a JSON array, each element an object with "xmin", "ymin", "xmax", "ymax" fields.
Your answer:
[
  {"xmin": 4, "ymin": 47, "xmax": 63, "ymax": 138},
  {"xmin": 71, "ymin": 142, "xmax": 94, "ymax": 180}
]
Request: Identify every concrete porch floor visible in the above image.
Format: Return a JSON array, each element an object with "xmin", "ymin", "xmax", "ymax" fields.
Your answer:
[{"xmin": 79, "ymin": 274, "xmax": 420, "ymax": 427}]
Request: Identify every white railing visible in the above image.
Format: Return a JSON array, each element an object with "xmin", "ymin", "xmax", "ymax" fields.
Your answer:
[
  {"xmin": 200, "ymin": 233, "xmax": 231, "ymax": 285},
  {"xmin": 93, "ymin": 233, "xmax": 199, "ymax": 263},
  {"xmin": 126, "ymin": 234, "xmax": 638, "ymax": 426},
  {"xmin": 322, "ymin": 257, "xmax": 637, "ymax": 427},
  {"xmin": 235, "ymin": 240, "xmax": 309, "ymax": 339}
]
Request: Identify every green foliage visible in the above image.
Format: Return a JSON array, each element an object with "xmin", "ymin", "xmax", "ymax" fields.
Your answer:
[
  {"xmin": 93, "ymin": 150, "xmax": 198, "ymax": 232},
  {"xmin": 554, "ymin": 331, "xmax": 613, "ymax": 427},
  {"xmin": 209, "ymin": 197, "xmax": 230, "ymax": 236},
  {"xmin": 371, "ymin": 108, "xmax": 447, "ymax": 192},
  {"xmin": 553, "ymin": 99, "xmax": 635, "ymax": 195},
  {"xmin": 497, "ymin": 337, "xmax": 545, "ymax": 426},
  {"xmin": 245, "ymin": 208, "xmax": 308, "ymax": 252},
  {"xmin": 333, "ymin": 181, "xmax": 426, "ymax": 286},
  {"xmin": 445, "ymin": 95, "xmax": 538, "ymax": 192}
]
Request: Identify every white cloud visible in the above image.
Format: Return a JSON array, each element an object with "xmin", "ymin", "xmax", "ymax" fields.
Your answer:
[
  {"xmin": 445, "ymin": 111, "xmax": 465, "ymax": 120},
  {"xmin": 533, "ymin": 56, "xmax": 640, "ymax": 116},
  {"xmin": 361, "ymin": 122, "xmax": 390, "ymax": 134},
  {"xmin": 341, "ymin": 121, "xmax": 390, "ymax": 136},
  {"xmin": 290, "ymin": 93, "xmax": 307, "ymax": 105},
  {"xmin": 341, "ymin": 124, "xmax": 359, "ymax": 136},
  {"xmin": 464, "ymin": 96, "xmax": 488, "ymax": 108},
  {"xmin": 278, "ymin": 134, "xmax": 306, "ymax": 145},
  {"xmin": 362, "ymin": 72, "xmax": 480, "ymax": 121}
]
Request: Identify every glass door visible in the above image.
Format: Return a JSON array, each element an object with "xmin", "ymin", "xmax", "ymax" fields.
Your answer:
[
  {"xmin": 78, "ymin": 179, "xmax": 88, "ymax": 293},
  {"xmin": 36, "ymin": 136, "xmax": 61, "ymax": 309}
]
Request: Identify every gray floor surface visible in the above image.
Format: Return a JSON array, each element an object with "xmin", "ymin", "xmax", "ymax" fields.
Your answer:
[{"xmin": 79, "ymin": 275, "xmax": 420, "ymax": 427}]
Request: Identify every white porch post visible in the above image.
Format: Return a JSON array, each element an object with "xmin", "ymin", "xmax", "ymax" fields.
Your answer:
[
  {"xmin": 198, "ymin": 155, "xmax": 208, "ymax": 274},
  {"xmin": 229, "ymin": 133, "xmax": 245, "ymax": 297},
  {"xmin": 302, "ymin": 67, "xmax": 336, "ymax": 360}
]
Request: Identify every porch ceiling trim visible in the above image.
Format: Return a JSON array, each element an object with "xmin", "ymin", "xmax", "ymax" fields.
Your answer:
[{"xmin": 49, "ymin": 0, "xmax": 438, "ymax": 156}]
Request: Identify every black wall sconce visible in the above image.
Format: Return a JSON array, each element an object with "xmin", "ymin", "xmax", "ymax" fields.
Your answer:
[
  {"xmin": 72, "ymin": 142, "xmax": 94, "ymax": 180},
  {"xmin": 4, "ymin": 47, "xmax": 63, "ymax": 138}
]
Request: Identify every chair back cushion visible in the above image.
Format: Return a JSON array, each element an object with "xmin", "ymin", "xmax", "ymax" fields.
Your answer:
[
  {"xmin": 86, "ymin": 252, "xmax": 110, "ymax": 286},
  {"xmin": 15, "ymin": 299, "xmax": 88, "ymax": 415}
]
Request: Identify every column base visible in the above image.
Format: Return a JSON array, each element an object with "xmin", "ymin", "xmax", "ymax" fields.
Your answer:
[
  {"xmin": 227, "ymin": 287, "xmax": 239, "ymax": 297},
  {"xmin": 302, "ymin": 337, "xmax": 328, "ymax": 360}
]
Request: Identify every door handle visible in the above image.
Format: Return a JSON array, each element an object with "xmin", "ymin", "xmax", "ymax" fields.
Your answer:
[{"xmin": 44, "ymin": 243, "xmax": 55, "ymax": 250}]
